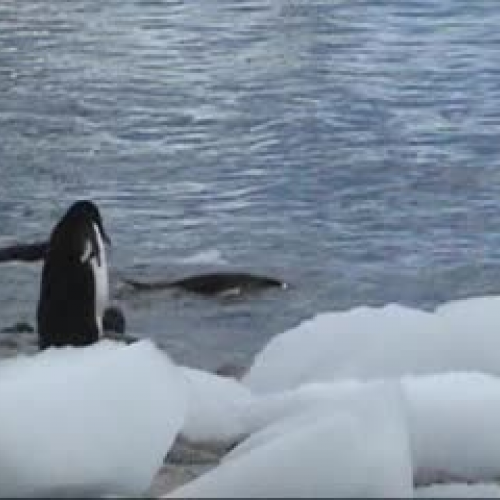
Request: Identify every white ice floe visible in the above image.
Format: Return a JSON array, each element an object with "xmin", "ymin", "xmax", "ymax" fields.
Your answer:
[
  {"xmin": 223, "ymin": 380, "xmax": 388, "ymax": 462},
  {"xmin": 165, "ymin": 381, "xmax": 413, "ymax": 498},
  {"xmin": 243, "ymin": 296, "xmax": 500, "ymax": 393},
  {"xmin": 169, "ymin": 295, "xmax": 500, "ymax": 494},
  {"xmin": 0, "ymin": 339, "xmax": 187, "ymax": 497},
  {"xmin": 204, "ymin": 371, "xmax": 500, "ymax": 483},
  {"xmin": 239, "ymin": 380, "xmax": 368, "ymax": 436},
  {"xmin": 179, "ymin": 366, "xmax": 255, "ymax": 443},
  {"xmin": 5, "ymin": 295, "xmax": 500, "ymax": 497},
  {"xmin": 172, "ymin": 296, "xmax": 500, "ymax": 495},
  {"xmin": 404, "ymin": 371, "xmax": 500, "ymax": 483},
  {"xmin": 236, "ymin": 373, "xmax": 500, "ymax": 484}
]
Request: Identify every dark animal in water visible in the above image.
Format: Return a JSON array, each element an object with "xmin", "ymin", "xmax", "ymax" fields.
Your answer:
[
  {"xmin": 122, "ymin": 272, "xmax": 287, "ymax": 297},
  {"xmin": 0, "ymin": 241, "xmax": 48, "ymax": 263}
]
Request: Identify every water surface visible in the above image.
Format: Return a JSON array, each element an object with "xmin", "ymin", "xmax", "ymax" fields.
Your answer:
[{"xmin": 2, "ymin": 1, "xmax": 500, "ymax": 368}]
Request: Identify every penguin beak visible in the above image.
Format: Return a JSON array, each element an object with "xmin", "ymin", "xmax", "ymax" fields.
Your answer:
[
  {"xmin": 102, "ymin": 228, "xmax": 111, "ymax": 246},
  {"xmin": 98, "ymin": 222, "xmax": 111, "ymax": 246}
]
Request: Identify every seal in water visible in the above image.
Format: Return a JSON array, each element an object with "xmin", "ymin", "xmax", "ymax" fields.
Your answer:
[
  {"xmin": 37, "ymin": 200, "xmax": 111, "ymax": 349},
  {"xmin": 122, "ymin": 272, "xmax": 288, "ymax": 297},
  {"xmin": 0, "ymin": 241, "xmax": 48, "ymax": 263}
]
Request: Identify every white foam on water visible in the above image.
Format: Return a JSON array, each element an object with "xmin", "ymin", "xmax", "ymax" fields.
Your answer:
[{"xmin": 174, "ymin": 249, "xmax": 228, "ymax": 266}]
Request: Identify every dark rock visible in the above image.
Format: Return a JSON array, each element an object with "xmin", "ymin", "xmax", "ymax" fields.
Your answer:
[
  {"xmin": 103, "ymin": 331, "xmax": 139, "ymax": 345},
  {"xmin": 103, "ymin": 305, "xmax": 126, "ymax": 334},
  {"xmin": 166, "ymin": 435, "xmax": 232, "ymax": 466},
  {"xmin": 1, "ymin": 322, "xmax": 35, "ymax": 334},
  {"xmin": 0, "ymin": 337, "xmax": 22, "ymax": 349},
  {"xmin": 214, "ymin": 363, "xmax": 247, "ymax": 380},
  {"xmin": 101, "ymin": 306, "xmax": 141, "ymax": 345}
]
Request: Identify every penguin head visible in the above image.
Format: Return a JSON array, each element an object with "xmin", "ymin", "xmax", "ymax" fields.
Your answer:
[
  {"xmin": 49, "ymin": 200, "xmax": 111, "ymax": 266},
  {"xmin": 63, "ymin": 200, "xmax": 111, "ymax": 247}
]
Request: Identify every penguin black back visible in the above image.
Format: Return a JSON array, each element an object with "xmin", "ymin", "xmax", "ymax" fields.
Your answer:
[{"xmin": 37, "ymin": 200, "xmax": 110, "ymax": 350}]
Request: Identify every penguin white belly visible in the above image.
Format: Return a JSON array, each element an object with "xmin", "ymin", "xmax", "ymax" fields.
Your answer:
[{"xmin": 91, "ymin": 223, "xmax": 109, "ymax": 335}]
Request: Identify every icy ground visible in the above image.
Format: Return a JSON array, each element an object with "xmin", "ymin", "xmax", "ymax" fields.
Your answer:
[{"xmin": 3, "ymin": 296, "xmax": 500, "ymax": 497}]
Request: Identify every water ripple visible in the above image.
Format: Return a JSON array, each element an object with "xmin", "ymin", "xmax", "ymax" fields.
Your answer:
[{"xmin": 2, "ymin": 0, "xmax": 500, "ymax": 367}]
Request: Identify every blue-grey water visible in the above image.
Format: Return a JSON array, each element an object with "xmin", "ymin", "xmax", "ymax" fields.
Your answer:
[{"xmin": 2, "ymin": 0, "xmax": 500, "ymax": 370}]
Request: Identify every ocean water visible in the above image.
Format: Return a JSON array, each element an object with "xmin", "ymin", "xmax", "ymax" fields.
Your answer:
[{"xmin": 1, "ymin": 0, "xmax": 500, "ymax": 369}]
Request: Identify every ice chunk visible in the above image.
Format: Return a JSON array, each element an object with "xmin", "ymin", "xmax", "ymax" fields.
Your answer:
[
  {"xmin": 404, "ymin": 372, "xmax": 500, "ymax": 483},
  {"xmin": 238, "ymin": 379, "xmax": 367, "ymax": 436},
  {"xmin": 231, "ymin": 371, "xmax": 500, "ymax": 486},
  {"xmin": 244, "ymin": 297, "xmax": 500, "ymax": 393},
  {"xmin": 179, "ymin": 366, "xmax": 255, "ymax": 443},
  {"xmin": 224, "ymin": 380, "xmax": 378, "ymax": 462},
  {"xmin": 0, "ymin": 339, "xmax": 187, "ymax": 497},
  {"xmin": 165, "ymin": 381, "xmax": 412, "ymax": 498}
]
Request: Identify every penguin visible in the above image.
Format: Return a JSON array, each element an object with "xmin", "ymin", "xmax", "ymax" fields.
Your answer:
[{"xmin": 37, "ymin": 200, "xmax": 111, "ymax": 350}]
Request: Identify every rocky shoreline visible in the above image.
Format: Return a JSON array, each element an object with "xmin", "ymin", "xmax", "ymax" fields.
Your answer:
[{"xmin": 148, "ymin": 437, "xmax": 229, "ymax": 497}]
